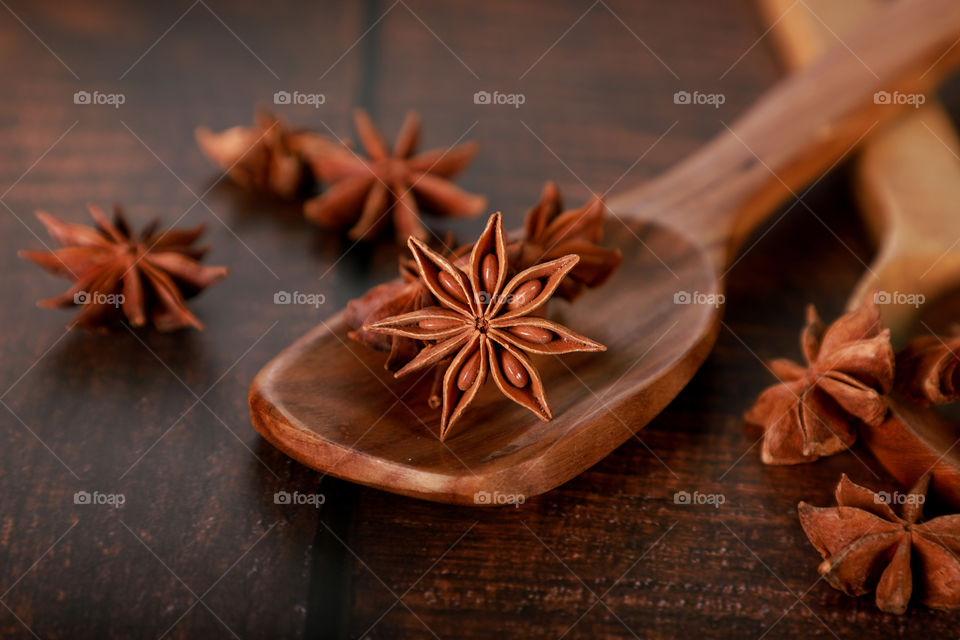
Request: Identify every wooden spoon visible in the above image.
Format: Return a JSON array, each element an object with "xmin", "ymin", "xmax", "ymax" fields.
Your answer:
[
  {"xmin": 760, "ymin": 0, "xmax": 960, "ymax": 505},
  {"xmin": 250, "ymin": 0, "xmax": 960, "ymax": 505}
]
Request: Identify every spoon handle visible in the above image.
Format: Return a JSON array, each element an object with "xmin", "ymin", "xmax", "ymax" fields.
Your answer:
[
  {"xmin": 762, "ymin": 0, "xmax": 960, "ymax": 340},
  {"xmin": 610, "ymin": 0, "xmax": 960, "ymax": 272},
  {"xmin": 850, "ymin": 107, "xmax": 960, "ymax": 334}
]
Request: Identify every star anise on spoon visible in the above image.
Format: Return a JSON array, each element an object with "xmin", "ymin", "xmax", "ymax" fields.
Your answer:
[
  {"xmin": 20, "ymin": 204, "xmax": 228, "ymax": 331},
  {"xmin": 799, "ymin": 474, "xmax": 960, "ymax": 614},
  {"xmin": 366, "ymin": 212, "xmax": 605, "ymax": 439},
  {"xmin": 303, "ymin": 109, "xmax": 486, "ymax": 242},
  {"xmin": 345, "ymin": 255, "xmax": 433, "ymax": 372},
  {"xmin": 509, "ymin": 181, "xmax": 622, "ymax": 301},
  {"xmin": 345, "ymin": 234, "xmax": 467, "ymax": 373}
]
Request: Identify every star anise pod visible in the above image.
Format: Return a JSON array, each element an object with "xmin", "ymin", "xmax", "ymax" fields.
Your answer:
[
  {"xmin": 345, "ymin": 234, "xmax": 468, "ymax": 372},
  {"xmin": 303, "ymin": 109, "xmax": 486, "ymax": 242},
  {"xmin": 20, "ymin": 204, "xmax": 228, "ymax": 331},
  {"xmin": 509, "ymin": 181, "xmax": 622, "ymax": 301},
  {"xmin": 196, "ymin": 110, "xmax": 336, "ymax": 199},
  {"xmin": 366, "ymin": 212, "xmax": 605, "ymax": 439},
  {"xmin": 345, "ymin": 256, "xmax": 432, "ymax": 372},
  {"xmin": 798, "ymin": 474, "xmax": 960, "ymax": 614},
  {"xmin": 744, "ymin": 301, "xmax": 894, "ymax": 465},
  {"xmin": 894, "ymin": 331, "xmax": 960, "ymax": 406}
]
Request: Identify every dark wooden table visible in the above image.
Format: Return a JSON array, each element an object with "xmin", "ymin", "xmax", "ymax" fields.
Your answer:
[{"xmin": 3, "ymin": 1, "xmax": 960, "ymax": 638}]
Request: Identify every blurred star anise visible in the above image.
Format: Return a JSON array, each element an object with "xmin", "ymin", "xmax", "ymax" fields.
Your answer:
[
  {"xmin": 196, "ymin": 110, "xmax": 337, "ymax": 199},
  {"xmin": 894, "ymin": 330, "xmax": 960, "ymax": 406},
  {"xmin": 799, "ymin": 474, "xmax": 960, "ymax": 614},
  {"xmin": 366, "ymin": 212, "xmax": 605, "ymax": 439},
  {"xmin": 20, "ymin": 204, "xmax": 228, "ymax": 331},
  {"xmin": 303, "ymin": 109, "xmax": 486, "ymax": 242},
  {"xmin": 745, "ymin": 301, "xmax": 894, "ymax": 465},
  {"xmin": 509, "ymin": 181, "xmax": 622, "ymax": 301}
]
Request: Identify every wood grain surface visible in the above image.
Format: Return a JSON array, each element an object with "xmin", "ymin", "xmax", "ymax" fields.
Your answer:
[{"xmin": 3, "ymin": 1, "xmax": 960, "ymax": 638}]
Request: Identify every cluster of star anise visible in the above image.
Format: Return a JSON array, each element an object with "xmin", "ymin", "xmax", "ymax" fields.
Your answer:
[
  {"xmin": 345, "ymin": 184, "xmax": 621, "ymax": 439},
  {"xmin": 744, "ymin": 300, "xmax": 960, "ymax": 465},
  {"xmin": 196, "ymin": 109, "xmax": 485, "ymax": 243},
  {"xmin": 744, "ymin": 299, "xmax": 960, "ymax": 614}
]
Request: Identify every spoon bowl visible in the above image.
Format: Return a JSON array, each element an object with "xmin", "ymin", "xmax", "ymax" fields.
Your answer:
[
  {"xmin": 251, "ymin": 219, "xmax": 715, "ymax": 503},
  {"xmin": 251, "ymin": 0, "xmax": 960, "ymax": 504}
]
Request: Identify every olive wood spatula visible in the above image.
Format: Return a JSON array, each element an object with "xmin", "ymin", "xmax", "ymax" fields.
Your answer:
[
  {"xmin": 760, "ymin": 0, "xmax": 960, "ymax": 505},
  {"xmin": 250, "ymin": 0, "xmax": 960, "ymax": 505}
]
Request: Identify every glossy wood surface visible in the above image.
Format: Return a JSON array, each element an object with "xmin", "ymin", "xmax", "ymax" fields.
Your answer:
[{"xmin": 5, "ymin": 1, "xmax": 960, "ymax": 637}]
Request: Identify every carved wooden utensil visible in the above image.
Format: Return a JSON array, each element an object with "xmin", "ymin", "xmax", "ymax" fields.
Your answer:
[
  {"xmin": 760, "ymin": 0, "xmax": 960, "ymax": 506},
  {"xmin": 250, "ymin": 0, "xmax": 960, "ymax": 505}
]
